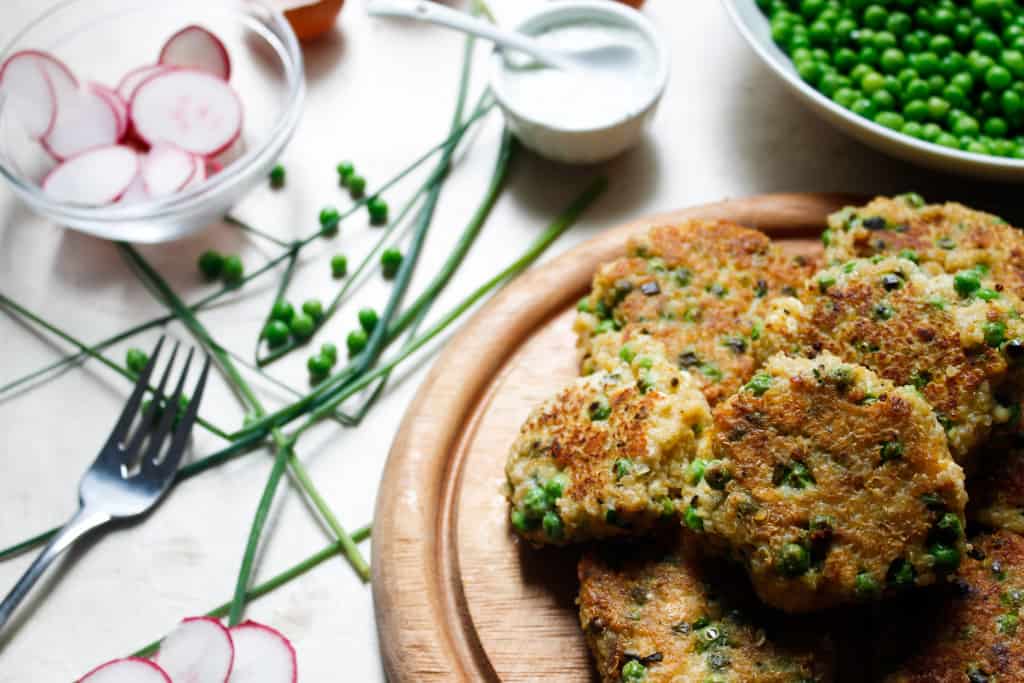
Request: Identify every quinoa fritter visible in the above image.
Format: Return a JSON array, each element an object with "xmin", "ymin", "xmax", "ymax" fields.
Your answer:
[
  {"xmin": 577, "ymin": 538, "xmax": 835, "ymax": 683},
  {"xmin": 873, "ymin": 530, "xmax": 1024, "ymax": 682},
  {"xmin": 574, "ymin": 219, "xmax": 816, "ymax": 406},
  {"xmin": 824, "ymin": 194, "xmax": 1024, "ymax": 298},
  {"xmin": 969, "ymin": 448, "xmax": 1024, "ymax": 534},
  {"xmin": 691, "ymin": 353, "xmax": 968, "ymax": 613},
  {"xmin": 505, "ymin": 346, "xmax": 712, "ymax": 545},
  {"xmin": 764, "ymin": 256, "xmax": 1024, "ymax": 463}
]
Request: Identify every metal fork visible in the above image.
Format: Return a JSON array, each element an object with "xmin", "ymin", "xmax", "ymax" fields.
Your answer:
[{"xmin": 0, "ymin": 337, "xmax": 210, "ymax": 630}]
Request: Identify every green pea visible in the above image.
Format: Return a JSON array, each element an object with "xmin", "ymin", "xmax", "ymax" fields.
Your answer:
[
  {"xmin": 381, "ymin": 248, "xmax": 403, "ymax": 279},
  {"xmin": 887, "ymin": 559, "xmax": 916, "ymax": 587},
  {"xmin": 348, "ymin": 175, "xmax": 366, "ymax": 199},
  {"xmin": 545, "ymin": 473, "xmax": 569, "ymax": 500},
  {"xmin": 987, "ymin": 64, "xmax": 1013, "ymax": 89},
  {"xmin": 321, "ymin": 342, "xmax": 338, "ymax": 364},
  {"xmin": 542, "ymin": 511, "xmax": 563, "ymax": 539},
  {"xmin": 346, "ymin": 328, "xmax": 368, "ymax": 356},
  {"xmin": 523, "ymin": 486, "xmax": 550, "ymax": 518},
  {"xmin": 307, "ymin": 353, "xmax": 332, "ymax": 381},
  {"xmin": 619, "ymin": 345, "xmax": 636, "ymax": 363},
  {"xmin": 855, "ymin": 572, "xmax": 881, "ymax": 598},
  {"xmin": 271, "ymin": 300, "xmax": 295, "ymax": 323},
  {"xmin": 745, "ymin": 373, "xmax": 774, "ymax": 396},
  {"xmin": 687, "ymin": 459, "xmax": 707, "ymax": 485},
  {"xmin": 263, "ymin": 320, "xmax": 290, "ymax": 349},
  {"xmin": 684, "ymin": 505, "xmax": 704, "ymax": 532},
  {"xmin": 222, "ymin": 255, "xmax": 244, "ymax": 285},
  {"xmin": 887, "ymin": 12, "xmax": 912, "ymax": 36},
  {"xmin": 880, "ymin": 48, "xmax": 907, "ymax": 73},
  {"xmin": 621, "ymin": 660, "xmax": 647, "ymax": 682},
  {"xmin": 353, "ymin": 309, "xmax": 377, "ymax": 336},
  {"xmin": 835, "ymin": 48, "xmax": 859, "ymax": 72},
  {"xmin": 319, "ymin": 206, "xmax": 341, "ymax": 236},
  {"xmin": 331, "ymin": 254, "xmax": 348, "ymax": 279},
  {"xmin": 862, "ymin": 70, "xmax": 887, "ymax": 93},
  {"xmin": 367, "ymin": 196, "xmax": 389, "ymax": 226},
  {"xmin": 985, "ymin": 116, "xmax": 1010, "ymax": 136},
  {"xmin": 510, "ymin": 509, "xmax": 532, "ymax": 532},
  {"xmin": 864, "ymin": 5, "xmax": 888, "ymax": 30},
  {"xmin": 302, "ymin": 299, "xmax": 323, "ymax": 320},
  {"xmin": 336, "ymin": 161, "xmax": 355, "ymax": 186},
  {"xmin": 269, "ymin": 163, "xmax": 285, "ymax": 188},
  {"xmin": 906, "ymin": 78, "xmax": 931, "ymax": 100},
  {"xmin": 904, "ymin": 99, "xmax": 931, "ymax": 121},
  {"xmin": 613, "ymin": 458, "xmax": 633, "ymax": 479},
  {"xmin": 929, "ymin": 542, "xmax": 961, "ymax": 570},
  {"xmin": 776, "ymin": 543, "xmax": 811, "ymax": 577},
  {"xmin": 976, "ymin": 31, "xmax": 1004, "ymax": 57},
  {"xmin": 198, "ymin": 250, "xmax": 224, "ymax": 280},
  {"xmin": 589, "ymin": 395, "xmax": 612, "ymax": 421},
  {"xmin": 985, "ymin": 320, "xmax": 1007, "ymax": 347},
  {"xmin": 125, "ymin": 348, "xmax": 149, "ymax": 374},
  {"xmin": 955, "ymin": 269, "xmax": 982, "ymax": 296},
  {"xmin": 289, "ymin": 313, "xmax": 315, "ymax": 340},
  {"xmin": 936, "ymin": 512, "xmax": 964, "ymax": 542}
]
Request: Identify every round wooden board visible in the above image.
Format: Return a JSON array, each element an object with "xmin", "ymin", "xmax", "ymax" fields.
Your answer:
[{"xmin": 372, "ymin": 193, "xmax": 859, "ymax": 682}]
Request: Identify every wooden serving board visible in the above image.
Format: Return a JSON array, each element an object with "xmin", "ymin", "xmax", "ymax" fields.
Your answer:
[{"xmin": 372, "ymin": 193, "xmax": 859, "ymax": 682}]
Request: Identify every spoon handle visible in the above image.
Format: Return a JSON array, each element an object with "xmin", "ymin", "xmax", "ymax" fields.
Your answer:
[{"xmin": 367, "ymin": 0, "xmax": 574, "ymax": 70}]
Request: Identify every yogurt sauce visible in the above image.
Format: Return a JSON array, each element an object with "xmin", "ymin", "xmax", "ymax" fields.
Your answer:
[{"xmin": 493, "ymin": 21, "xmax": 659, "ymax": 131}]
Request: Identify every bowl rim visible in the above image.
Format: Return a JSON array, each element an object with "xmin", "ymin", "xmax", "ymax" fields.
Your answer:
[
  {"xmin": 487, "ymin": 0, "xmax": 671, "ymax": 135},
  {"xmin": 722, "ymin": 0, "xmax": 1024, "ymax": 173},
  {"xmin": 0, "ymin": 0, "xmax": 305, "ymax": 224}
]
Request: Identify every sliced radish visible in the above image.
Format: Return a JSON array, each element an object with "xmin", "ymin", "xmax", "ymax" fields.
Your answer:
[
  {"xmin": 141, "ymin": 144, "xmax": 195, "ymax": 196},
  {"xmin": 130, "ymin": 69, "xmax": 242, "ymax": 157},
  {"xmin": 42, "ymin": 84, "xmax": 122, "ymax": 159},
  {"xmin": 155, "ymin": 616, "xmax": 234, "ymax": 683},
  {"xmin": 91, "ymin": 83, "xmax": 128, "ymax": 140},
  {"xmin": 227, "ymin": 621, "xmax": 297, "ymax": 683},
  {"xmin": 78, "ymin": 657, "xmax": 171, "ymax": 683},
  {"xmin": 116, "ymin": 64, "xmax": 169, "ymax": 102},
  {"xmin": 159, "ymin": 25, "xmax": 231, "ymax": 81},
  {"xmin": 0, "ymin": 52, "xmax": 55, "ymax": 138},
  {"xmin": 119, "ymin": 173, "xmax": 148, "ymax": 203},
  {"xmin": 42, "ymin": 144, "xmax": 139, "ymax": 205}
]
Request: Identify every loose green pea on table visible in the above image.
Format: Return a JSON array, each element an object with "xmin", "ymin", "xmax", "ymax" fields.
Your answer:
[{"xmin": 761, "ymin": 0, "xmax": 1024, "ymax": 158}]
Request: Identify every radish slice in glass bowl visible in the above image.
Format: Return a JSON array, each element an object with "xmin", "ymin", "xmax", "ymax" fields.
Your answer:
[{"xmin": 0, "ymin": 0, "xmax": 304, "ymax": 243}]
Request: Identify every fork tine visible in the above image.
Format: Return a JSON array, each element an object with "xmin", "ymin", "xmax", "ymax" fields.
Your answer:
[
  {"xmin": 123, "ymin": 341, "xmax": 180, "ymax": 460},
  {"xmin": 104, "ymin": 336, "xmax": 166, "ymax": 446},
  {"xmin": 152, "ymin": 354, "xmax": 211, "ymax": 478},
  {"xmin": 141, "ymin": 347, "xmax": 195, "ymax": 470}
]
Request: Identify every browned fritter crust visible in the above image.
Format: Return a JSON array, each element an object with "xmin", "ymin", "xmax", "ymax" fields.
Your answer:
[
  {"xmin": 505, "ymin": 350, "xmax": 712, "ymax": 545},
  {"xmin": 824, "ymin": 194, "xmax": 1024, "ymax": 298},
  {"xmin": 969, "ymin": 448, "xmax": 1024, "ymax": 534},
  {"xmin": 875, "ymin": 530, "xmax": 1024, "ymax": 682},
  {"xmin": 765, "ymin": 256, "xmax": 1024, "ymax": 463},
  {"xmin": 574, "ymin": 220, "xmax": 817, "ymax": 406},
  {"xmin": 693, "ymin": 353, "xmax": 967, "ymax": 613},
  {"xmin": 577, "ymin": 538, "xmax": 835, "ymax": 682}
]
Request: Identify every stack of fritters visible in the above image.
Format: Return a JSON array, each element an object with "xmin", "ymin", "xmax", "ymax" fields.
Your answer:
[{"xmin": 505, "ymin": 197, "xmax": 1024, "ymax": 682}]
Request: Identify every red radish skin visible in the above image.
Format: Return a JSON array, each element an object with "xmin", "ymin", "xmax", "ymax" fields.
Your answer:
[
  {"xmin": 1, "ymin": 51, "xmax": 78, "ymax": 140},
  {"xmin": 159, "ymin": 25, "xmax": 231, "ymax": 81},
  {"xmin": 116, "ymin": 64, "xmax": 170, "ymax": 102},
  {"xmin": 155, "ymin": 616, "xmax": 235, "ymax": 683},
  {"xmin": 227, "ymin": 621, "xmax": 297, "ymax": 683},
  {"xmin": 130, "ymin": 68, "xmax": 242, "ymax": 157},
  {"xmin": 90, "ymin": 83, "xmax": 128, "ymax": 140},
  {"xmin": 0, "ymin": 52, "xmax": 56, "ymax": 138},
  {"xmin": 141, "ymin": 144, "xmax": 196, "ymax": 196},
  {"xmin": 42, "ymin": 144, "xmax": 139, "ymax": 205},
  {"xmin": 42, "ymin": 83, "xmax": 122, "ymax": 160},
  {"xmin": 78, "ymin": 658, "xmax": 171, "ymax": 683}
]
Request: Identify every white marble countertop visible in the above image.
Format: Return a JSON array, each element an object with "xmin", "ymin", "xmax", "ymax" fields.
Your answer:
[{"xmin": 0, "ymin": 0, "xmax": 1017, "ymax": 679}]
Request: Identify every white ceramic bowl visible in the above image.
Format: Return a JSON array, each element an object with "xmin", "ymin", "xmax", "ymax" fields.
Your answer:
[
  {"xmin": 724, "ymin": 0, "xmax": 1024, "ymax": 182},
  {"xmin": 0, "ymin": 0, "xmax": 304, "ymax": 243},
  {"xmin": 489, "ymin": 0, "xmax": 670, "ymax": 165}
]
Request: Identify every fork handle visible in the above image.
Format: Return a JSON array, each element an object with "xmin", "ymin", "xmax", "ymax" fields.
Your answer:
[{"xmin": 0, "ymin": 507, "xmax": 110, "ymax": 631}]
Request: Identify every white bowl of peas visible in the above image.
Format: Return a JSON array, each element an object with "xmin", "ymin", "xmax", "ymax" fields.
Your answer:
[{"xmin": 725, "ymin": 0, "xmax": 1024, "ymax": 181}]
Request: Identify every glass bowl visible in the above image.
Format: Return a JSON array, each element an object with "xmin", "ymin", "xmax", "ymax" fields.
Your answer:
[{"xmin": 0, "ymin": 0, "xmax": 304, "ymax": 243}]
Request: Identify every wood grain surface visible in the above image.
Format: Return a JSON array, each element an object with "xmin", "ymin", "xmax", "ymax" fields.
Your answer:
[{"xmin": 372, "ymin": 193, "xmax": 858, "ymax": 682}]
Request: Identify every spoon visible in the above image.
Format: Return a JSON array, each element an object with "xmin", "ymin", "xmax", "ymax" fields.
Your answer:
[{"xmin": 367, "ymin": 0, "xmax": 641, "ymax": 72}]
